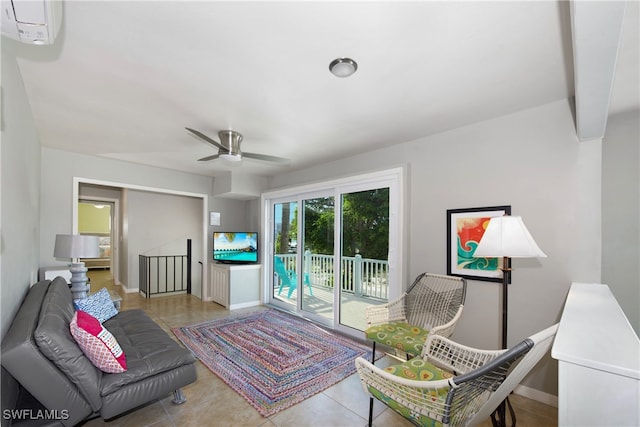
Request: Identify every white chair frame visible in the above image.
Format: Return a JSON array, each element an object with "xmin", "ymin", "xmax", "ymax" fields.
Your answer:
[{"xmin": 356, "ymin": 324, "xmax": 558, "ymax": 427}]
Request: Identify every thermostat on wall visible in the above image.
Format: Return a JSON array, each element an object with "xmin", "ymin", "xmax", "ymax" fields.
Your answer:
[{"xmin": 210, "ymin": 212, "xmax": 221, "ymax": 226}]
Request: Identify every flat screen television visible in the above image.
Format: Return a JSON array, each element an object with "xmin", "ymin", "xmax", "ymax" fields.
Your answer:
[{"xmin": 213, "ymin": 232, "xmax": 259, "ymax": 264}]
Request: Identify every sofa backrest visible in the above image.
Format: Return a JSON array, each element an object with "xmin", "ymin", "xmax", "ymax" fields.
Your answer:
[
  {"xmin": 1, "ymin": 278, "xmax": 93, "ymax": 426},
  {"xmin": 34, "ymin": 278, "xmax": 103, "ymax": 412}
]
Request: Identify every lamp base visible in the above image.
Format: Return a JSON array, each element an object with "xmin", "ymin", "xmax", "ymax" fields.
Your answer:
[{"xmin": 69, "ymin": 262, "xmax": 90, "ymax": 299}]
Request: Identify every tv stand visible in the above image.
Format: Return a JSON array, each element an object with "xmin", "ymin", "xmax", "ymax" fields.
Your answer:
[{"xmin": 207, "ymin": 263, "xmax": 261, "ymax": 309}]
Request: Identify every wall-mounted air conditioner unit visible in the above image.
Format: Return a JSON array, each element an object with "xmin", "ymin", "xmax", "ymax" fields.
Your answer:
[{"xmin": 1, "ymin": 0, "xmax": 62, "ymax": 45}]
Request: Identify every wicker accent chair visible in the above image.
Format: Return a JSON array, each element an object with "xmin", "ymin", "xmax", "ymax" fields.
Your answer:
[
  {"xmin": 365, "ymin": 273, "xmax": 467, "ymax": 360},
  {"xmin": 355, "ymin": 323, "xmax": 558, "ymax": 427}
]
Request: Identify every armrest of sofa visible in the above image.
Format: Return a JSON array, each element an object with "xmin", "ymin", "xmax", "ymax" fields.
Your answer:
[
  {"xmin": 1, "ymin": 280, "xmax": 93, "ymax": 427},
  {"xmin": 34, "ymin": 279, "xmax": 103, "ymax": 413}
]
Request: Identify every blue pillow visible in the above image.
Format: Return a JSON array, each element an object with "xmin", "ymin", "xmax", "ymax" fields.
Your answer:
[{"xmin": 74, "ymin": 287, "xmax": 118, "ymax": 323}]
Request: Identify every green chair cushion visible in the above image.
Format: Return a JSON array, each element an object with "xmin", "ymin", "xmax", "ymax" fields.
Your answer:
[
  {"xmin": 368, "ymin": 358, "xmax": 453, "ymax": 427},
  {"xmin": 365, "ymin": 321, "xmax": 429, "ymax": 356},
  {"xmin": 383, "ymin": 358, "xmax": 453, "ymax": 382}
]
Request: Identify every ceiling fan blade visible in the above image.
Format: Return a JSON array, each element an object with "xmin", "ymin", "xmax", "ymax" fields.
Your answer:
[
  {"xmin": 243, "ymin": 151, "xmax": 290, "ymax": 164},
  {"xmin": 198, "ymin": 154, "xmax": 221, "ymax": 162},
  {"xmin": 185, "ymin": 127, "xmax": 225, "ymax": 151}
]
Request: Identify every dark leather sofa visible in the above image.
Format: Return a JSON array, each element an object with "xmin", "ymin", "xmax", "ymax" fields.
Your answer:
[{"xmin": 1, "ymin": 277, "xmax": 197, "ymax": 426}]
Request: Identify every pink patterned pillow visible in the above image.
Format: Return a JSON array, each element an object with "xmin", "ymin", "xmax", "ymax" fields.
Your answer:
[{"xmin": 70, "ymin": 310, "xmax": 127, "ymax": 373}]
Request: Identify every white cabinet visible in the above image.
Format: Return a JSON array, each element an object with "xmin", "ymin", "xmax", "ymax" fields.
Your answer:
[
  {"xmin": 552, "ymin": 283, "xmax": 640, "ymax": 426},
  {"xmin": 208, "ymin": 263, "xmax": 261, "ymax": 310}
]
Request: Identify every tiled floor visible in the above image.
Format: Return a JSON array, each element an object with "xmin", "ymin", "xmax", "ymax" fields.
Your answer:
[{"xmin": 83, "ymin": 270, "xmax": 557, "ymax": 427}]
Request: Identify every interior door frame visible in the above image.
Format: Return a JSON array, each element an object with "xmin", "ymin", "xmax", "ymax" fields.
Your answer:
[
  {"xmin": 72, "ymin": 177, "xmax": 209, "ymax": 298},
  {"xmin": 78, "ymin": 197, "xmax": 118, "ymax": 279}
]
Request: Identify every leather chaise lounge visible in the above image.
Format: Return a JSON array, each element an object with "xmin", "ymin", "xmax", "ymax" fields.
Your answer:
[{"xmin": 2, "ymin": 277, "xmax": 197, "ymax": 426}]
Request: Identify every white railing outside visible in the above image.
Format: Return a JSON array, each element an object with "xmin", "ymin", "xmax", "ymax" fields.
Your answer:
[{"xmin": 276, "ymin": 250, "xmax": 388, "ymax": 300}]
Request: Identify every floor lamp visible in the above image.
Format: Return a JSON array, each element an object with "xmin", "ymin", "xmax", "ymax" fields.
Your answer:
[
  {"xmin": 473, "ymin": 215, "xmax": 546, "ymax": 427},
  {"xmin": 54, "ymin": 234, "xmax": 100, "ymax": 300}
]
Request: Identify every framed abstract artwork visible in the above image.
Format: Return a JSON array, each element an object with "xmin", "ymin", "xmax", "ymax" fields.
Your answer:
[{"xmin": 446, "ymin": 205, "xmax": 511, "ymax": 282}]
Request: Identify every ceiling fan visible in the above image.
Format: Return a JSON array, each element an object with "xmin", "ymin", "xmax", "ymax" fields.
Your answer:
[{"xmin": 185, "ymin": 127, "xmax": 289, "ymax": 164}]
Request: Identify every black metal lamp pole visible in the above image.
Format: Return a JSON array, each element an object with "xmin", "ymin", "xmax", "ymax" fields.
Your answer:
[{"xmin": 491, "ymin": 256, "xmax": 516, "ymax": 427}]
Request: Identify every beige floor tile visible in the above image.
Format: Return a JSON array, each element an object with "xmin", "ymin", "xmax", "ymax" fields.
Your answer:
[
  {"xmin": 322, "ymin": 372, "xmax": 387, "ymax": 421},
  {"xmin": 268, "ymin": 392, "xmax": 367, "ymax": 427}
]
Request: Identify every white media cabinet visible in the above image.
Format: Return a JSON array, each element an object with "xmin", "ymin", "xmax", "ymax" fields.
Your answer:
[
  {"xmin": 552, "ymin": 282, "xmax": 639, "ymax": 426},
  {"xmin": 207, "ymin": 262, "xmax": 261, "ymax": 310}
]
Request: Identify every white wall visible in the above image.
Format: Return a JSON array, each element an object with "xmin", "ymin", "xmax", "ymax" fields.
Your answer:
[
  {"xmin": 0, "ymin": 38, "xmax": 44, "ymax": 413},
  {"xmin": 0, "ymin": 40, "xmax": 42, "ymax": 338},
  {"xmin": 210, "ymin": 199, "xmax": 251, "ymax": 232},
  {"xmin": 39, "ymin": 148, "xmax": 211, "ymax": 267},
  {"xmin": 602, "ymin": 109, "xmax": 640, "ymax": 334},
  {"xmin": 269, "ymin": 98, "xmax": 603, "ymax": 398}
]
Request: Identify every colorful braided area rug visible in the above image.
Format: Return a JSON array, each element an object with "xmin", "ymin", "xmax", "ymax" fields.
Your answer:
[{"xmin": 172, "ymin": 309, "xmax": 377, "ymax": 417}]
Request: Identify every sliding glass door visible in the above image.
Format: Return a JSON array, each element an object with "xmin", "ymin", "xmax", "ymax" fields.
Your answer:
[
  {"xmin": 265, "ymin": 168, "xmax": 402, "ymax": 336},
  {"xmin": 339, "ymin": 188, "xmax": 389, "ymax": 331}
]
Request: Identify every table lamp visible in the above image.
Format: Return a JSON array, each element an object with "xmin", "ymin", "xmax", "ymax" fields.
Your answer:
[{"xmin": 53, "ymin": 234, "xmax": 100, "ymax": 299}]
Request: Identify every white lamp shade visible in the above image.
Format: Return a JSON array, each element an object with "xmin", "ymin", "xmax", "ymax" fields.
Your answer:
[
  {"xmin": 474, "ymin": 216, "xmax": 547, "ymax": 258},
  {"xmin": 54, "ymin": 234, "xmax": 100, "ymax": 259}
]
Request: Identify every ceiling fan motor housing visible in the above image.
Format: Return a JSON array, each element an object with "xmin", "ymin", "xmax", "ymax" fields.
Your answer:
[{"xmin": 219, "ymin": 130, "xmax": 243, "ymax": 156}]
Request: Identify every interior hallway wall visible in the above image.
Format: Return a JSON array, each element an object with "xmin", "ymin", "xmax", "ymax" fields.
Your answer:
[{"xmin": 127, "ymin": 189, "xmax": 202, "ymax": 297}]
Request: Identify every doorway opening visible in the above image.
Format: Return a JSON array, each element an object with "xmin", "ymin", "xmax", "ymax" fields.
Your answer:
[{"xmin": 74, "ymin": 178, "xmax": 208, "ymax": 299}]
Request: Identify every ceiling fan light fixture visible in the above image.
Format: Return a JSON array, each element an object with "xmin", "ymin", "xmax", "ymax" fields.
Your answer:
[
  {"xmin": 220, "ymin": 152, "xmax": 242, "ymax": 162},
  {"xmin": 329, "ymin": 57, "xmax": 358, "ymax": 78}
]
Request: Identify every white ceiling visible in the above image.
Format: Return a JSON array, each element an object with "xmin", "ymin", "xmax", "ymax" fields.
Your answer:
[{"xmin": 11, "ymin": 1, "xmax": 640, "ymax": 178}]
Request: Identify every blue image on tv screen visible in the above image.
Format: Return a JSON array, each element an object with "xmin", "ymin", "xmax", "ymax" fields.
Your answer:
[{"xmin": 213, "ymin": 232, "xmax": 258, "ymax": 263}]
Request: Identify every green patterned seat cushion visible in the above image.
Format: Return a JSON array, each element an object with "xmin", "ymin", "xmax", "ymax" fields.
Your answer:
[
  {"xmin": 365, "ymin": 321, "xmax": 429, "ymax": 355},
  {"xmin": 368, "ymin": 358, "xmax": 454, "ymax": 427}
]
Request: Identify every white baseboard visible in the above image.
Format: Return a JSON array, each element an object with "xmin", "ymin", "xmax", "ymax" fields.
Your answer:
[
  {"xmin": 514, "ymin": 384, "xmax": 558, "ymax": 408},
  {"xmin": 229, "ymin": 300, "xmax": 261, "ymax": 310},
  {"xmin": 114, "ymin": 280, "xmax": 138, "ymax": 293}
]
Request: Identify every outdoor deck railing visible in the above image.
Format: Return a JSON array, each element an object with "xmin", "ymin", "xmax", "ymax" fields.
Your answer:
[{"xmin": 278, "ymin": 250, "xmax": 388, "ymax": 300}]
